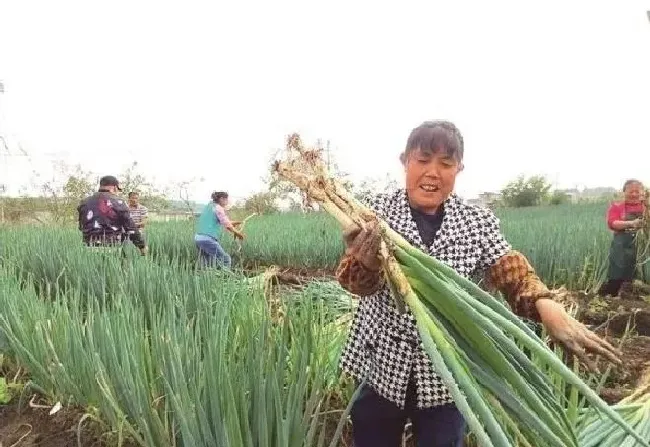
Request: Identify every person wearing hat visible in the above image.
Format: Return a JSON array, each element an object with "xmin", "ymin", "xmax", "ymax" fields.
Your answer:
[{"xmin": 77, "ymin": 175, "xmax": 147, "ymax": 255}]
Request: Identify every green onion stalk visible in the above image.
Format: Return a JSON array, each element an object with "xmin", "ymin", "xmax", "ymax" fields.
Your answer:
[
  {"xmin": 0, "ymin": 259, "xmax": 349, "ymax": 446},
  {"xmin": 273, "ymin": 133, "xmax": 648, "ymax": 447},
  {"xmin": 577, "ymin": 378, "xmax": 650, "ymax": 447},
  {"xmin": 635, "ymin": 188, "xmax": 650, "ymax": 283}
]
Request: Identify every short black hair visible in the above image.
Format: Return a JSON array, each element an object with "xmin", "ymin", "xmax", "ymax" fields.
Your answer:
[
  {"xmin": 99, "ymin": 175, "xmax": 122, "ymax": 191},
  {"xmin": 402, "ymin": 120, "xmax": 464, "ymax": 162},
  {"xmin": 128, "ymin": 191, "xmax": 139, "ymax": 198},
  {"xmin": 623, "ymin": 179, "xmax": 642, "ymax": 192},
  {"xmin": 211, "ymin": 191, "xmax": 228, "ymax": 203}
]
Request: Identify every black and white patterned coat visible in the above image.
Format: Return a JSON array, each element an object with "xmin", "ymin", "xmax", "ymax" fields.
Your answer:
[{"xmin": 339, "ymin": 189, "xmax": 511, "ymax": 409}]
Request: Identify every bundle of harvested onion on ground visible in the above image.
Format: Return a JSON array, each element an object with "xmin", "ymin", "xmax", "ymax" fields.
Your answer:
[
  {"xmin": 577, "ymin": 375, "xmax": 650, "ymax": 447},
  {"xmin": 272, "ymin": 134, "xmax": 648, "ymax": 447}
]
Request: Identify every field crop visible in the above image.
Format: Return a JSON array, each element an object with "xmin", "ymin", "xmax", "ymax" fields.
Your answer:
[
  {"xmin": 0, "ymin": 203, "xmax": 618, "ymax": 290},
  {"xmin": 1, "ymin": 201, "xmax": 648, "ymax": 446},
  {"xmin": 149, "ymin": 202, "xmax": 615, "ymax": 291},
  {"xmin": 0, "ymin": 231, "xmax": 357, "ymax": 446}
]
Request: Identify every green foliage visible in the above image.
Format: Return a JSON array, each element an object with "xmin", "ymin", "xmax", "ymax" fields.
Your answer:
[
  {"xmin": 0, "ymin": 377, "xmax": 10, "ymax": 404},
  {"xmin": 497, "ymin": 203, "xmax": 610, "ymax": 291},
  {"xmin": 62, "ymin": 174, "xmax": 95, "ymax": 200},
  {"xmin": 0, "ymin": 197, "xmax": 51, "ymax": 223},
  {"xmin": 549, "ymin": 190, "xmax": 572, "ymax": 206},
  {"xmin": 243, "ymin": 190, "xmax": 280, "ymax": 214},
  {"xmin": 2, "ymin": 202, "xmax": 613, "ymax": 291},
  {"xmin": 0, "ymin": 199, "xmax": 629, "ymax": 445},
  {"xmin": 35, "ymin": 162, "xmax": 96, "ymax": 223},
  {"xmin": 353, "ymin": 174, "xmax": 399, "ymax": 202},
  {"xmin": 501, "ymin": 175, "xmax": 552, "ymax": 208},
  {"xmin": 0, "ymin": 236, "xmax": 356, "ymax": 446},
  {"xmin": 1, "ymin": 161, "xmax": 171, "ymax": 225},
  {"xmin": 118, "ymin": 161, "xmax": 171, "ymax": 211}
]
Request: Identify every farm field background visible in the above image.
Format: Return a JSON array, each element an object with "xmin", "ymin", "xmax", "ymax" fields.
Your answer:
[
  {"xmin": 1, "ymin": 201, "xmax": 650, "ymax": 446},
  {"xmin": 95, "ymin": 202, "xmax": 614, "ymax": 290},
  {"xmin": 1, "ymin": 202, "xmax": 618, "ymax": 292},
  {"xmin": 147, "ymin": 202, "xmax": 619, "ymax": 291}
]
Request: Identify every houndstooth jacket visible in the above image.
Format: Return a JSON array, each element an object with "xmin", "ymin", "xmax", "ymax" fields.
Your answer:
[{"xmin": 339, "ymin": 189, "xmax": 511, "ymax": 410}]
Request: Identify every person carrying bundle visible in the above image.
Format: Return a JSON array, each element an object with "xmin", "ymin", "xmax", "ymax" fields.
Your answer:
[
  {"xmin": 334, "ymin": 121, "xmax": 622, "ymax": 447},
  {"xmin": 194, "ymin": 191, "xmax": 244, "ymax": 269},
  {"xmin": 598, "ymin": 179, "xmax": 646, "ymax": 297},
  {"xmin": 77, "ymin": 175, "xmax": 147, "ymax": 255}
]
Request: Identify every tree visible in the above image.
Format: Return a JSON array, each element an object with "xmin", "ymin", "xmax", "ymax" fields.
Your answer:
[
  {"xmin": 119, "ymin": 161, "xmax": 171, "ymax": 211},
  {"xmin": 353, "ymin": 174, "xmax": 400, "ymax": 202},
  {"xmin": 173, "ymin": 176, "xmax": 205, "ymax": 214},
  {"xmin": 36, "ymin": 161, "xmax": 96, "ymax": 223},
  {"xmin": 26, "ymin": 160, "xmax": 174, "ymax": 223},
  {"xmin": 0, "ymin": 197, "xmax": 51, "ymax": 224},
  {"xmin": 500, "ymin": 175, "xmax": 552, "ymax": 208},
  {"xmin": 549, "ymin": 190, "xmax": 571, "ymax": 206},
  {"xmin": 63, "ymin": 174, "xmax": 95, "ymax": 200},
  {"xmin": 243, "ymin": 191, "xmax": 279, "ymax": 214}
]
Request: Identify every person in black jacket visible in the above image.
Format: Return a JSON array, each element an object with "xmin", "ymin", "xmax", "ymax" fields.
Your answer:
[{"xmin": 77, "ymin": 175, "xmax": 147, "ymax": 255}]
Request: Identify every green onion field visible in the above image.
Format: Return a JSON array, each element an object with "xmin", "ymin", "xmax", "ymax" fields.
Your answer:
[{"xmin": 0, "ymin": 202, "xmax": 649, "ymax": 446}]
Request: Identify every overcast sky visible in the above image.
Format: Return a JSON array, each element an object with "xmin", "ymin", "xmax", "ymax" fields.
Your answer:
[{"xmin": 1, "ymin": 0, "xmax": 649, "ymax": 202}]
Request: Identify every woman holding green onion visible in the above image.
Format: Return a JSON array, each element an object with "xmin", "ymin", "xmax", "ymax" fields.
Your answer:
[
  {"xmin": 598, "ymin": 179, "xmax": 646, "ymax": 298},
  {"xmin": 335, "ymin": 121, "xmax": 622, "ymax": 447}
]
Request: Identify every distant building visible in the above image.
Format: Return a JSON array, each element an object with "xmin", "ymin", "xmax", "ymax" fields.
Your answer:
[
  {"xmin": 148, "ymin": 210, "xmax": 197, "ymax": 222},
  {"xmin": 556, "ymin": 188, "xmax": 580, "ymax": 202},
  {"xmin": 556, "ymin": 187, "xmax": 618, "ymax": 203},
  {"xmin": 467, "ymin": 192, "xmax": 502, "ymax": 209},
  {"xmin": 580, "ymin": 187, "xmax": 617, "ymax": 200}
]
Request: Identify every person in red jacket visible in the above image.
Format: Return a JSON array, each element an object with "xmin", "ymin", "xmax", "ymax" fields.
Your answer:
[{"xmin": 598, "ymin": 179, "xmax": 646, "ymax": 297}]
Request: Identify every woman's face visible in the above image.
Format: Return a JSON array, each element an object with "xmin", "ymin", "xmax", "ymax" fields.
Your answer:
[
  {"xmin": 624, "ymin": 182, "xmax": 644, "ymax": 204},
  {"xmin": 218, "ymin": 197, "xmax": 229, "ymax": 207},
  {"xmin": 403, "ymin": 148, "xmax": 462, "ymax": 213}
]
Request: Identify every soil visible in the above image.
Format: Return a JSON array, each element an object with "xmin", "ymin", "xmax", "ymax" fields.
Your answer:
[
  {"xmin": 595, "ymin": 335, "xmax": 650, "ymax": 403},
  {"xmin": 551, "ymin": 288, "xmax": 650, "ymax": 403},
  {"xmin": 267, "ymin": 266, "xmax": 335, "ymax": 283},
  {"xmin": 0, "ymin": 398, "xmax": 138, "ymax": 447},
  {"xmin": 581, "ymin": 298, "xmax": 650, "ymax": 336},
  {"xmin": 243, "ymin": 265, "xmax": 336, "ymax": 285}
]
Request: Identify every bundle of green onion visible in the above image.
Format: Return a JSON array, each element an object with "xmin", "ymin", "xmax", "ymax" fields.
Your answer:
[
  {"xmin": 273, "ymin": 134, "xmax": 648, "ymax": 447},
  {"xmin": 578, "ymin": 379, "xmax": 650, "ymax": 447}
]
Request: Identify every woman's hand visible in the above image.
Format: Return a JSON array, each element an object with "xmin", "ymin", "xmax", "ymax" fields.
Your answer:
[
  {"xmin": 628, "ymin": 218, "xmax": 643, "ymax": 230},
  {"xmin": 342, "ymin": 221, "xmax": 383, "ymax": 271},
  {"xmin": 535, "ymin": 298, "xmax": 622, "ymax": 371},
  {"xmin": 335, "ymin": 221, "xmax": 384, "ymax": 297}
]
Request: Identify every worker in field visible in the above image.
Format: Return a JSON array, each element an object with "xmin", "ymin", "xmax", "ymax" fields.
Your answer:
[
  {"xmin": 335, "ymin": 121, "xmax": 622, "ymax": 447},
  {"xmin": 128, "ymin": 191, "xmax": 148, "ymax": 236},
  {"xmin": 77, "ymin": 175, "xmax": 147, "ymax": 255},
  {"xmin": 598, "ymin": 179, "xmax": 646, "ymax": 298},
  {"xmin": 194, "ymin": 191, "xmax": 244, "ymax": 269}
]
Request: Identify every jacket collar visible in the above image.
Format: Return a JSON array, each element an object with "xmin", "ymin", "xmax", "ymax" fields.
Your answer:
[{"xmin": 386, "ymin": 189, "xmax": 461, "ymax": 252}]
